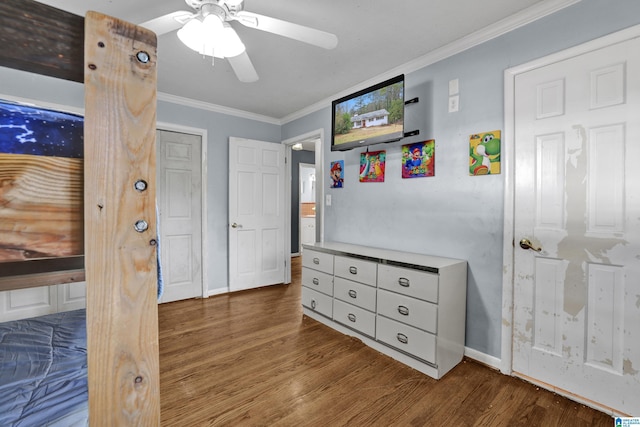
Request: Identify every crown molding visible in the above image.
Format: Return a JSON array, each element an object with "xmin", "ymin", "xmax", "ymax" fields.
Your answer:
[
  {"xmin": 157, "ymin": 91, "xmax": 281, "ymax": 125},
  {"xmin": 280, "ymin": 0, "xmax": 582, "ymax": 125}
]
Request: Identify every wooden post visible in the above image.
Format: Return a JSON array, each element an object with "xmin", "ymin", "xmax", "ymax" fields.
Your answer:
[{"xmin": 84, "ymin": 11, "xmax": 160, "ymax": 425}]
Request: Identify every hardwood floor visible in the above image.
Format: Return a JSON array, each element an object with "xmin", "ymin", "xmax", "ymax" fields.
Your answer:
[{"xmin": 158, "ymin": 256, "xmax": 612, "ymax": 426}]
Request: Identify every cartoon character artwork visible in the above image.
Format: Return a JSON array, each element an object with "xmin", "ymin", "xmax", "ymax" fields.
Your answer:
[
  {"xmin": 469, "ymin": 130, "xmax": 501, "ymax": 175},
  {"xmin": 329, "ymin": 160, "xmax": 344, "ymax": 188},
  {"xmin": 359, "ymin": 150, "xmax": 385, "ymax": 182},
  {"xmin": 402, "ymin": 140, "xmax": 435, "ymax": 178}
]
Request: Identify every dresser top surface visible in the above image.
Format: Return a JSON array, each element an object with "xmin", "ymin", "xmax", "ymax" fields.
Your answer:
[{"xmin": 303, "ymin": 242, "xmax": 466, "ymax": 270}]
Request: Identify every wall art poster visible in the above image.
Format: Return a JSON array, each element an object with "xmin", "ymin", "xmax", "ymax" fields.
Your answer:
[
  {"xmin": 359, "ymin": 150, "xmax": 385, "ymax": 182},
  {"xmin": 329, "ymin": 160, "xmax": 344, "ymax": 188},
  {"xmin": 469, "ymin": 130, "xmax": 501, "ymax": 175},
  {"xmin": 402, "ymin": 139, "xmax": 435, "ymax": 178},
  {"xmin": 0, "ymin": 99, "xmax": 84, "ymax": 274}
]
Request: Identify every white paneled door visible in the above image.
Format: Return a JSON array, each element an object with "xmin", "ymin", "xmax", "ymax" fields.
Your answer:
[
  {"xmin": 157, "ymin": 130, "xmax": 203, "ymax": 303},
  {"xmin": 229, "ymin": 137, "xmax": 285, "ymax": 291},
  {"xmin": 513, "ymin": 37, "xmax": 640, "ymax": 415}
]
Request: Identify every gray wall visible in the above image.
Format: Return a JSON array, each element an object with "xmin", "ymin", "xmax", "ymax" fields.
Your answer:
[
  {"xmin": 0, "ymin": 67, "xmax": 281, "ymax": 295},
  {"xmin": 3, "ymin": 0, "xmax": 640, "ymax": 358},
  {"xmin": 155, "ymin": 102, "xmax": 281, "ymax": 292},
  {"xmin": 282, "ymin": 0, "xmax": 640, "ymax": 358}
]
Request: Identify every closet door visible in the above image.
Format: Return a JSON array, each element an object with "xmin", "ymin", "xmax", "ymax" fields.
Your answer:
[
  {"xmin": 157, "ymin": 129, "xmax": 203, "ymax": 302},
  {"xmin": 512, "ymin": 35, "xmax": 640, "ymax": 415}
]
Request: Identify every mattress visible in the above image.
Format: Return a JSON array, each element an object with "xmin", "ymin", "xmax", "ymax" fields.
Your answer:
[{"xmin": 0, "ymin": 309, "xmax": 88, "ymax": 427}]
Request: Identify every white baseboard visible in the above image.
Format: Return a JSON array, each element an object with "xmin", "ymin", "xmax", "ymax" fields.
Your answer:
[
  {"xmin": 464, "ymin": 346, "xmax": 501, "ymax": 371},
  {"xmin": 208, "ymin": 287, "xmax": 229, "ymax": 297}
]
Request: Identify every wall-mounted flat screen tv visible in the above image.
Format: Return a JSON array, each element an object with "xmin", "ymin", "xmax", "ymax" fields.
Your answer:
[{"xmin": 331, "ymin": 74, "xmax": 404, "ymax": 151}]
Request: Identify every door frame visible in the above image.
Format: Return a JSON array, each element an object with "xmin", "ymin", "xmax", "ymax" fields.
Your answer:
[
  {"xmin": 501, "ymin": 24, "xmax": 640, "ymax": 375},
  {"xmin": 283, "ymin": 129, "xmax": 325, "ymax": 284},
  {"xmin": 157, "ymin": 121, "xmax": 208, "ymax": 299}
]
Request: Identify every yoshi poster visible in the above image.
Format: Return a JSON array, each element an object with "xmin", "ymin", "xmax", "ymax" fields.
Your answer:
[{"xmin": 469, "ymin": 130, "xmax": 501, "ymax": 175}]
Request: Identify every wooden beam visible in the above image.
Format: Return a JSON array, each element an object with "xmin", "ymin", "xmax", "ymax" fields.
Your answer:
[
  {"xmin": 0, "ymin": 269, "xmax": 85, "ymax": 292},
  {"xmin": 84, "ymin": 11, "xmax": 160, "ymax": 425},
  {"xmin": 0, "ymin": 0, "xmax": 84, "ymax": 82}
]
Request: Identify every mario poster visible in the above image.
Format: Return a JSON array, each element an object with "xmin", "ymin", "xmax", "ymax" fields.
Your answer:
[
  {"xmin": 402, "ymin": 140, "xmax": 435, "ymax": 179},
  {"xmin": 329, "ymin": 160, "xmax": 344, "ymax": 188}
]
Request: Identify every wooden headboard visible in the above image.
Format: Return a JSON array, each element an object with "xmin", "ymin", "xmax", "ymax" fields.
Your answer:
[{"xmin": 0, "ymin": 0, "xmax": 161, "ymax": 424}]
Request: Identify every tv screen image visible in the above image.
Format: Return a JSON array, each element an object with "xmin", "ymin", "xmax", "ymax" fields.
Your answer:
[{"xmin": 331, "ymin": 75, "xmax": 404, "ymax": 151}]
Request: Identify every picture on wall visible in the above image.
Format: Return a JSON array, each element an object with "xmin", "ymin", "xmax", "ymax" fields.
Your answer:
[
  {"xmin": 469, "ymin": 130, "xmax": 501, "ymax": 175},
  {"xmin": 359, "ymin": 150, "xmax": 386, "ymax": 182},
  {"xmin": 329, "ymin": 160, "xmax": 344, "ymax": 188},
  {"xmin": 402, "ymin": 139, "xmax": 435, "ymax": 178},
  {"xmin": 0, "ymin": 99, "xmax": 84, "ymax": 275}
]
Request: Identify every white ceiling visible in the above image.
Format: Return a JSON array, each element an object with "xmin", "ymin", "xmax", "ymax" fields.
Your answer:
[{"xmin": 37, "ymin": 0, "xmax": 573, "ymax": 121}]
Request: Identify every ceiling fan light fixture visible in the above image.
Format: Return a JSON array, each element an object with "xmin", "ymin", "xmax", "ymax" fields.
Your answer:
[
  {"xmin": 178, "ymin": 14, "xmax": 224, "ymax": 57},
  {"xmin": 177, "ymin": 18, "xmax": 205, "ymax": 52},
  {"xmin": 219, "ymin": 23, "xmax": 246, "ymax": 57},
  {"xmin": 145, "ymin": 0, "xmax": 336, "ymax": 82}
]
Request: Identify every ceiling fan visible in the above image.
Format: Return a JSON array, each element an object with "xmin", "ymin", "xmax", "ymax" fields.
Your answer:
[{"xmin": 141, "ymin": 0, "xmax": 338, "ymax": 83}]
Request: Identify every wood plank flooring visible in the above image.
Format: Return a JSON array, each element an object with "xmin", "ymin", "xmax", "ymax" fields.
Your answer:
[{"xmin": 158, "ymin": 256, "xmax": 612, "ymax": 426}]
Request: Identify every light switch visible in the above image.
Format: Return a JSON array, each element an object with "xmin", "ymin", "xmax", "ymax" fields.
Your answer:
[
  {"xmin": 449, "ymin": 78, "xmax": 459, "ymax": 96},
  {"xmin": 326, "ymin": 194, "xmax": 332, "ymax": 206}
]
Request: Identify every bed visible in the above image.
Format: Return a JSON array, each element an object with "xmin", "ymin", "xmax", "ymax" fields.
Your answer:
[
  {"xmin": 0, "ymin": 310, "xmax": 87, "ymax": 426},
  {"xmin": 0, "ymin": 0, "xmax": 161, "ymax": 424}
]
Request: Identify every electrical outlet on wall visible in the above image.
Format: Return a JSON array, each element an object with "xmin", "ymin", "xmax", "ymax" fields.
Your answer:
[{"xmin": 448, "ymin": 95, "xmax": 459, "ymax": 113}]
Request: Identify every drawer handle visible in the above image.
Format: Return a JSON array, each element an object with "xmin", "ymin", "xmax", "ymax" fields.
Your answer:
[
  {"xmin": 312, "ymin": 278, "xmax": 319, "ymax": 285},
  {"xmin": 348, "ymin": 289, "xmax": 357, "ymax": 298},
  {"xmin": 311, "ymin": 299, "xmax": 317, "ymax": 310},
  {"xmin": 313, "ymin": 257, "xmax": 320, "ymax": 265},
  {"xmin": 397, "ymin": 333, "xmax": 409, "ymax": 344},
  {"xmin": 347, "ymin": 313, "xmax": 356, "ymax": 322},
  {"xmin": 398, "ymin": 277, "xmax": 410, "ymax": 287},
  {"xmin": 397, "ymin": 305, "xmax": 409, "ymax": 316},
  {"xmin": 349, "ymin": 266, "xmax": 358, "ymax": 275}
]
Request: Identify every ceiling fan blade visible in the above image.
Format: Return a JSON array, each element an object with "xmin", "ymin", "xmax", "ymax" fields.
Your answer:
[
  {"xmin": 228, "ymin": 51, "xmax": 259, "ymax": 83},
  {"xmin": 234, "ymin": 11, "xmax": 338, "ymax": 50},
  {"xmin": 140, "ymin": 11, "xmax": 194, "ymax": 36}
]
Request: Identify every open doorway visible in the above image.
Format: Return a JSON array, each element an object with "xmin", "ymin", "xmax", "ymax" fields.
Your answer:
[
  {"xmin": 283, "ymin": 129, "xmax": 324, "ymax": 283},
  {"xmin": 296, "ymin": 162, "xmax": 316, "ymax": 253}
]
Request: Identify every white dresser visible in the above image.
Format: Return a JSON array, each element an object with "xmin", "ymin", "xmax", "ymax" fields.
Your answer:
[{"xmin": 301, "ymin": 242, "xmax": 467, "ymax": 379}]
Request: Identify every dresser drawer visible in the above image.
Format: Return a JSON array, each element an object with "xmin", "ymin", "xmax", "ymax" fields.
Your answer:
[
  {"xmin": 302, "ymin": 267, "xmax": 334, "ymax": 296},
  {"xmin": 334, "ymin": 256, "xmax": 377, "ymax": 285},
  {"xmin": 376, "ymin": 315, "xmax": 436, "ymax": 364},
  {"xmin": 333, "ymin": 299, "xmax": 376, "ymax": 338},
  {"xmin": 377, "ymin": 289, "xmax": 437, "ymax": 333},
  {"xmin": 302, "ymin": 249, "xmax": 334, "ymax": 274},
  {"xmin": 334, "ymin": 277, "xmax": 376, "ymax": 312},
  {"xmin": 302, "ymin": 287, "xmax": 333, "ymax": 318},
  {"xmin": 378, "ymin": 264, "xmax": 438, "ymax": 303}
]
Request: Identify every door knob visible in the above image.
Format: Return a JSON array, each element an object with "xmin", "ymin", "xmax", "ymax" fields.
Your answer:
[
  {"xmin": 231, "ymin": 222, "xmax": 242, "ymax": 229},
  {"xmin": 519, "ymin": 238, "xmax": 542, "ymax": 252}
]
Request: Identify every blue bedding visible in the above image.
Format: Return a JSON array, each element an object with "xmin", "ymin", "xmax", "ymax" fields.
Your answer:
[{"xmin": 0, "ymin": 309, "xmax": 88, "ymax": 427}]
